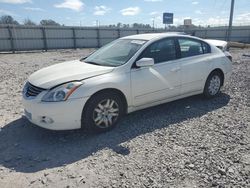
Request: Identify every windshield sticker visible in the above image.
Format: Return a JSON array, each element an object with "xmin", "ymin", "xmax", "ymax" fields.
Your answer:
[{"xmin": 131, "ymin": 40, "xmax": 146, "ymax": 45}]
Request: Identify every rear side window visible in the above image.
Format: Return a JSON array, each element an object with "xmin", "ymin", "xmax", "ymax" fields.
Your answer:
[
  {"xmin": 178, "ymin": 38, "xmax": 209, "ymax": 58},
  {"xmin": 202, "ymin": 42, "xmax": 210, "ymax": 54},
  {"xmin": 138, "ymin": 38, "xmax": 176, "ymax": 64}
]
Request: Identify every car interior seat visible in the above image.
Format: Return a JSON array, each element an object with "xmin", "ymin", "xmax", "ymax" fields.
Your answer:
[{"xmin": 188, "ymin": 45, "xmax": 201, "ymax": 56}]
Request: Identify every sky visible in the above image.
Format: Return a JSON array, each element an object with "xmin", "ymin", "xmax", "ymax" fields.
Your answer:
[{"xmin": 0, "ymin": 0, "xmax": 250, "ymax": 27}]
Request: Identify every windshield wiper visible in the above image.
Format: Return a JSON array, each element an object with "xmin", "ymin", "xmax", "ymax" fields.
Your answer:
[
  {"xmin": 84, "ymin": 60, "xmax": 117, "ymax": 67},
  {"xmin": 84, "ymin": 61, "xmax": 101, "ymax": 66}
]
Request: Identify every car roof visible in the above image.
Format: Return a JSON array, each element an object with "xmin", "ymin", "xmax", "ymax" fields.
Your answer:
[{"xmin": 121, "ymin": 32, "xmax": 199, "ymax": 41}]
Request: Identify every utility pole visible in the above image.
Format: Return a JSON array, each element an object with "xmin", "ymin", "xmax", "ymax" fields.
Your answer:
[
  {"xmin": 96, "ymin": 20, "xmax": 99, "ymax": 27},
  {"xmin": 152, "ymin": 17, "xmax": 155, "ymax": 30},
  {"xmin": 227, "ymin": 0, "xmax": 235, "ymax": 42}
]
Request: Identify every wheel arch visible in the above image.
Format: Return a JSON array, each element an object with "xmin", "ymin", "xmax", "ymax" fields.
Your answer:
[
  {"xmin": 208, "ymin": 68, "xmax": 225, "ymax": 86},
  {"xmin": 81, "ymin": 88, "xmax": 128, "ymax": 125}
]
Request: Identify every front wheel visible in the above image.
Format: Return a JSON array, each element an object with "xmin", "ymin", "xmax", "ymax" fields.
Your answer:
[
  {"xmin": 82, "ymin": 92, "xmax": 124, "ymax": 132},
  {"xmin": 203, "ymin": 71, "xmax": 222, "ymax": 98}
]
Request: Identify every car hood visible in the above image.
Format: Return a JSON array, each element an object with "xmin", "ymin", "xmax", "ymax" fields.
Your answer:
[{"xmin": 28, "ymin": 60, "xmax": 114, "ymax": 89}]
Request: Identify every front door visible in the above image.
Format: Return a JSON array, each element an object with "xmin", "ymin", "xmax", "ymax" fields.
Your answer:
[{"xmin": 131, "ymin": 38, "xmax": 181, "ymax": 106}]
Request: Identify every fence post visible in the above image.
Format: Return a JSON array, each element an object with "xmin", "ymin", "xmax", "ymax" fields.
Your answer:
[
  {"xmin": 72, "ymin": 27, "xmax": 76, "ymax": 49},
  {"xmin": 7, "ymin": 25, "xmax": 15, "ymax": 53},
  {"xmin": 225, "ymin": 29, "xmax": 228, "ymax": 41},
  {"xmin": 205, "ymin": 29, "xmax": 207, "ymax": 39},
  {"xmin": 248, "ymin": 30, "xmax": 250, "ymax": 43},
  {"xmin": 97, "ymin": 28, "xmax": 100, "ymax": 48},
  {"xmin": 41, "ymin": 27, "xmax": 47, "ymax": 51},
  {"xmin": 117, "ymin": 28, "xmax": 121, "ymax": 39}
]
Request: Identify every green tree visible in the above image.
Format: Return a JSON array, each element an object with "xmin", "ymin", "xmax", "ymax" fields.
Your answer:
[
  {"xmin": 40, "ymin": 19, "xmax": 60, "ymax": 26},
  {"xmin": 23, "ymin": 18, "xmax": 36, "ymax": 26},
  {"xmin": 116, "ymin": 22, "xmax": 122, "ymax": 28},
  {"xmin": 0, "ymin": 15, "xmax": 19, "ymax": 25}
]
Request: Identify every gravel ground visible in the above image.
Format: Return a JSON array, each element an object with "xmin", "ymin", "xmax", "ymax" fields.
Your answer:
[{"xmin": 0, "ymin": 48, "xmax": 249, "ymax": 188}]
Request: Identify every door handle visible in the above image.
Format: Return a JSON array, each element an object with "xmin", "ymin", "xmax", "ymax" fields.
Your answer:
[{"xmin": 170, "ymin": 67, "xmax": 181, "ymax": 72}]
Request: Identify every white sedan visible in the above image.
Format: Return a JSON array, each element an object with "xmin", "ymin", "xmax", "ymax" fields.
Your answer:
[{"xmin": 22, "ymin": 33, "xmax": 232, "ymax": 132}]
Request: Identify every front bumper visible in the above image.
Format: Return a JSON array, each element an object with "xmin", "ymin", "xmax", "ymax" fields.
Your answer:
[{"xmin": 22, "ymin": 96, "xmax": 89, "ymax": 130}]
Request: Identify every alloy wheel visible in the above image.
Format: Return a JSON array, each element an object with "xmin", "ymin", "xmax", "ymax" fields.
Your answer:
[
  {"xmin": 92, "ymin": 99, "xmax": 119, "ymax": 128},
  {"xmin": 208, "ymin": 75, "xmax": 221, "ymax": 95}
]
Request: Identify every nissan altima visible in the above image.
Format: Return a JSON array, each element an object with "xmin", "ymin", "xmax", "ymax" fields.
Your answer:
[{"xmin": 22, "ymin": 33, "xmax": 232, "ymax": 132}]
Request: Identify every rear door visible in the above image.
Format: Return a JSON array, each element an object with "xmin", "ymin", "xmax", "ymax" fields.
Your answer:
[{"xmin": 177, "ymin": 38, "xmax": 212, "ymax": 94}]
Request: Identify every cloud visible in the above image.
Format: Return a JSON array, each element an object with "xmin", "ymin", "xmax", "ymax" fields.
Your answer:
[
  {"xmin": 173, "ymin": 18, "xmax": 182, "ymax": 25},
  {"xmin": 195, "ymin": 10, "xmax": 202, "ymax": 14},
  {"xmin": 235, "ymin": 13, "xmax": 250, "ymax": 21},
  {"xmin": 0, "ymin": 9, "xmax": 17, "ymax": 16},
  {"xmin": 151, "ymin": 15, "xmax": 161, "ymax": 21},
  {"xmin": 172, "ymin": 17, "xmax": 192, "ymax": 25},
  {"xmin": 0, "ymin": 0, "xmax": 31, "ymax": 3},
  {"xmin": 149, "ymin": 11, "xmax": 162, "ymax": 25},
  {"xmin": 192, "ymin": 1, "xmax": 199, "ymax": 5},
  {"xmin": 175, "ymin": 13, "xmax": 250, "ymax": 26},
  {"xmin": 235, "ymin": 12, "xmax": 250, "ymax": 24},
  {"xmin": 220, "ymin": 11, "xmax": 228, "ymax": 15},
  {"xmin": 94, "ymin": 5, "xmax": 111, "ymax": 16},
  {"xmin": 201, "ymin": 13, "xmax": 250, "ymax": 26},
  {"xmin": 54, "ymin": 0, "xmax": 84, "ymax": 12},
  {"xmin": 164, "ymin": 13, "xmax": 250, "ymax": 27},
  {"xmin": 150, "ymin": 11, "xmax": 159, "ymax": 16},
  {"xmin": 144, "ymin": 0, "xmax": 163, "ymax": 2},
  {"xmin": 155, "ymin": 16, "xmax": 161, "ymax": 20},
  {"xmin": 24, "ymin": 7, "xmax": 45, "ymax": 11},
  {"xmin": 120, "ymin": 7, "xmax": 140, "ymax": 16},
  {"xmin": 176, "ymin": 16, "xmax": 227, "ymax": 26},
  {"xmin": 205, "ymin": 16, "xmax": 228, "ymax": 26}
]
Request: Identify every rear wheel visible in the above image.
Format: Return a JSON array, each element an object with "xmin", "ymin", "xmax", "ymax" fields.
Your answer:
[
  {"xmin": 82, "ymin": 92, "xmax": 124, "ymax": 132},
  {"xmin": 203, "ymin": 71, "xmax": 222, "ymax": 98}
]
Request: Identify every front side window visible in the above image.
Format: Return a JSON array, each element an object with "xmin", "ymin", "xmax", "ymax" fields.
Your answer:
[
  {"xmin": 138, "ymin": 38, "xmax": 176, "ymax": 64},
  {"xmin": 83, "ymin": 39, "xmax": 146, "ymax": 67},
  {"xmin": 178, "ymin": 38, "xmax": 204, "ymax": 58}
]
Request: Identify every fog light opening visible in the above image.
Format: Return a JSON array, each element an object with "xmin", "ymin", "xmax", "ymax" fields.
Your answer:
[{"xmin": 40, "ymin": 116, "xmax": 54, "ymax": 124}]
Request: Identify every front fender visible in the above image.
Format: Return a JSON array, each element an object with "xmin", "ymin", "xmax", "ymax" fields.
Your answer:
[{"xmin": 68, "ymin": 71, "xmax": 132, "ymax": 106}]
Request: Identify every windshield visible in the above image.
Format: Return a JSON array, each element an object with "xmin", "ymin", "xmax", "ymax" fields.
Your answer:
[{"xmin": 83, "ymin": 39, "xmax": 146, "ymax": 67}]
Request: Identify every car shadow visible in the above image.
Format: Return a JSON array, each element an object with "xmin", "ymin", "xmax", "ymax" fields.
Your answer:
[{"xmin": 0, "ymin": 93, "xmax": 230, "ymax": 173}]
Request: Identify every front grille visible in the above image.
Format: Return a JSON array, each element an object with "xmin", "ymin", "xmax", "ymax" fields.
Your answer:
[{"xmin": 25, "ymin": 82, "xmax": 46, "ymax": 97}]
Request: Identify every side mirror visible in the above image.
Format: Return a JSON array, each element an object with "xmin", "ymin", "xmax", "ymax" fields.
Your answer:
[{"xmin": 136, "ymin": 58, "xmax": 154, "ymax": 67}]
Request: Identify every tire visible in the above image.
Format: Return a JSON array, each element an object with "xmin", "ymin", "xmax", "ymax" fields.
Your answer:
[
  {"xmin": 203, "ymin": 71, "xmax": 222, "ymax": 98},
  {"xmin": 82, "ymin": 92, "xmax": 124, "ymax": 132}
]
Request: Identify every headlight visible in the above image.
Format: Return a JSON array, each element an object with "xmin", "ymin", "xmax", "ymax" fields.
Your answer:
[{"xmin": 41, "ymin": 82, "xmax": 83, "ymax": 102}]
